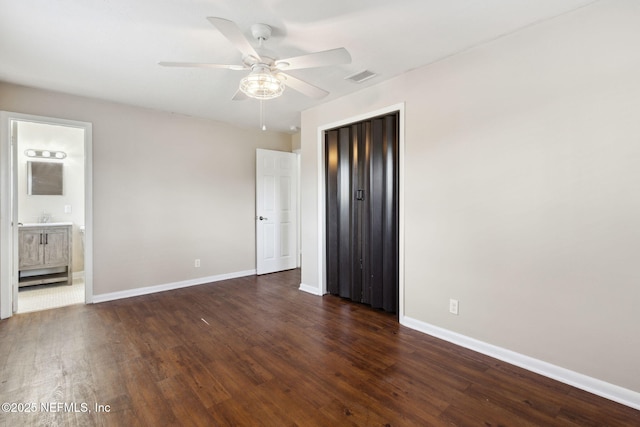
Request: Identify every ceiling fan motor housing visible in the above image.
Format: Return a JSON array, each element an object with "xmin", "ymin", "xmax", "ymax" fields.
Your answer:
[{"xmin": 251, "ymin": 23, "xmax": 272, "ymax": 42}]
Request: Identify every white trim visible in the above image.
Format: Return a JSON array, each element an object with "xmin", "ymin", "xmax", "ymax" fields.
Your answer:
[
  {"xmin": 299, "ymin": 282, "xmax": 324, "ymax": 296},
  {"xmin": 92, "ymin": 269, "xmax": 256, "ymax": 303},
  {"xmin": 0, "ymin": 113, "xmax": 12, "ymax": 319},
  {"xmin": 401, "ymin": 315, "xmax": 640, "ymax": 410},
  {"xmin": 318, "ymin": 125, "xmax": 331, "ymax": 295},
  {"xmin": 315, "ymin": 103, "xmax": 406, "ymax": 318},
  {"xmin": 316, "ymin": 125, "xmax": 325, "ymax": 295},
  {"xmin": 83, "ymin": 120, "xmax": 93, "ymax": 304},
  {"xmin": 293, "ymin": 148, "xmax": 302, "ymax": 268}
]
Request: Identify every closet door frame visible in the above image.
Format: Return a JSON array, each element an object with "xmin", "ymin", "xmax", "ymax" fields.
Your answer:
[{"xmin": 317, "ymin": 103, "xmax": 405, "ymax": 319}]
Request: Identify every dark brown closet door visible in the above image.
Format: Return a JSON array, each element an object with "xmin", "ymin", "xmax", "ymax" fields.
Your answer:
[
  {"xmin": 325, "ymin": 126, "xmax": 357, "ymax": 299},
  {"xmin": 325, "ymin": 112, "xmax": 398, "ymax": 313}
]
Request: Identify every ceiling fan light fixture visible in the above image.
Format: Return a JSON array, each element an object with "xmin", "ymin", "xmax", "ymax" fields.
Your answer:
[{"xmin": 240, "ymin": 66, "xmax": 285, "ymax": 100}]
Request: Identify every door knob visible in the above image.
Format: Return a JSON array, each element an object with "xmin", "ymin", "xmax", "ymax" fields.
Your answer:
[{"xmin": 259, "ymin": 216, "xmax": 268, "ymax": 220}]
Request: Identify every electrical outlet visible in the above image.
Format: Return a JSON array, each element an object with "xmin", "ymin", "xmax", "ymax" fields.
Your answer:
[
  {"xmin": 449, "ymin": 298, "xmax": 459, "ymax": 315},
  {"xmin": 194, "ymin": 259, "xmax": 201, "ymax": 268}
]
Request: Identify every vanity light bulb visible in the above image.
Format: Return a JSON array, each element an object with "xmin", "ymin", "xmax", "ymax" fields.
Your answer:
[
  {"xmin": 55, "ymin": 152, "xmax": 65, "ymax": 159},
  {"xmin": 42, "ymin": 150, "xmax": 51, "ymax": 157},
  {"xmin": 26, "ymin": 150, "xmax": 36, "ymax": 157}
]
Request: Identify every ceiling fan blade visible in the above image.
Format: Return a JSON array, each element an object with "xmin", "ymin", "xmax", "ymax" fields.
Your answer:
[
  {"xmin": 159, "ymin": 61, "xmax": 246, "ymax": 70},
  {"xmin": 207, "ymin": 17, "xmax": 260, "ymax": 61},
  {"xmin": 275, "ymin": 48, "xmax": 351, "ymax": 71},
  {"xmin": 279, "ymin": 73, "xmax": 329, "ymax": 99},
  {"xmin": 231, "ymin": 89, "xmax": 249, "ymax": 101}
]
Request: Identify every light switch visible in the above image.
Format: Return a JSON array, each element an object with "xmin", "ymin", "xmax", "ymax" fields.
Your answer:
[{"xmin": 64, "ymin": 204, "xmax": 72, "ymax": 214}]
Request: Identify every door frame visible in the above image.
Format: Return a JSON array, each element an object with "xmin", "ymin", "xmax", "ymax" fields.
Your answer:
[
  {"xmin": 0, "ymin": 112, "xmax": 93, "ymax": 319},
  {"xmin": 293, "ymin": 149, "xmax": 301, "ymax": 268},
  {"xmin": 316, "ymin": 103, "xmax": 405, "ymax": 318}
]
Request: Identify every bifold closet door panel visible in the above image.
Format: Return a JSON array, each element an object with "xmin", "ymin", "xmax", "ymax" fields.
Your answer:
[
  {"xmin": 326, "ymin": 127, "xmax": 358, "ymax": 299},
  {"xmin": 325, "ymin": 128, "xmax": 341, "ymax": 296},
  {"xmin": 370, "ymin": 115, "xmax": 398, "ymax": 312},
  {"xmin": 355, "ymin": 122, "xmax": 369, "ymax": 305}
]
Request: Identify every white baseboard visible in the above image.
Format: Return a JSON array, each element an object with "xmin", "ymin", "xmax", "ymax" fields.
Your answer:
[
  {"xmin": 299, "ymin": 282, "xmax": 324, "ymax": 296},
  {"xmin": 401, "ymin": 315, "xmax": 640, "ymax": 411},
  {"xmin": 92, "ymin": 269, "xmax": 256, "ymax": 304}
]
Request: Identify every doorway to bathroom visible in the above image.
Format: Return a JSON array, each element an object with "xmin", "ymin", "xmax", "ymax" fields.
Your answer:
[
  {"xmin": 0, "ymin": 112, "xmax": 93, "ymax": 317},
  {"xmin": 16, "ymin": 120, "xmax": 85, "ymax": 312}
]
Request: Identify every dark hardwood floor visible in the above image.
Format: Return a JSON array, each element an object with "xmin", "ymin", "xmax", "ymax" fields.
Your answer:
[{"xmin": 0, "ymin": 269, "xmax": 637, "ymax": 426}]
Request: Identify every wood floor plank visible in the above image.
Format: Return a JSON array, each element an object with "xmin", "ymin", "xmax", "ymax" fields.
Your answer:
[
  {"xmin": 157, "ymin": 374, "xmax": 218, "ymax": 427},
  {"xmin": 246, "ymin": 345, "xmax": 337, "ymax": 410},
  {"xmin": 170, "ymin": 346, "xmax": 233, "ymax": 407},
  {"xmin": 0, "ymin": 269, "xmax": 638, "ymax": 426}
]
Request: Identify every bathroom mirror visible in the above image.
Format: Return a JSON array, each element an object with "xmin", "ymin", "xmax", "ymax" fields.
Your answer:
[{"xmin": 27, "ymin": 161, "xmax": 63, "ymax": 195}]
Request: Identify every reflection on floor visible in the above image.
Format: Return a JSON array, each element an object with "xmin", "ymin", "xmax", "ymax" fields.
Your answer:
[{"xmin": 17, "ymin": 279, "xmax": 84, "ymax": 313}]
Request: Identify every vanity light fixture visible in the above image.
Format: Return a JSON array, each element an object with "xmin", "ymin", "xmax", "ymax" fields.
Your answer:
[{"xmin": 25, "ymin": 149, "xmax": 66, "ymax": 159}]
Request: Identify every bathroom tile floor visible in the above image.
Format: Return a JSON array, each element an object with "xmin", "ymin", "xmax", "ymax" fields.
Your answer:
[{"xmin": 17, "ymin": 279, "xmax": 84, "ymax": 313}]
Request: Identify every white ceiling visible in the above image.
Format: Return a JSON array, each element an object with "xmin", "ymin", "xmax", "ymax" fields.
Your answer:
[{"xmin": 1, "ymin": 0, "xmax": 596, "ymax": 133}]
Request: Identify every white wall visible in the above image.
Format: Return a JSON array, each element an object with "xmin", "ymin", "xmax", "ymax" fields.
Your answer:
[
  {"xmin": 300, "ymin": 0, "xmax": 640, "ymax": 397},
  {"xmin": 0, "ymin": 82, "xmax": 292, "ymax": 296},
  {"xmin": 17, "ymin": 121, "xmax": 85, "ymax": 273}
]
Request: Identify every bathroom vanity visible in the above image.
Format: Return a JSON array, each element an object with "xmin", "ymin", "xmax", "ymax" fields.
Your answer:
[{"xmin": 18, "ymin": 223, "xmax": 73, "ymax": 287}]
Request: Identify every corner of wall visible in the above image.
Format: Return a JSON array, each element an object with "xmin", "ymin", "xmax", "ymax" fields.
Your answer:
[{"xmin": 291, "ymin": 131, "xmax": 301, "ymax": 152}]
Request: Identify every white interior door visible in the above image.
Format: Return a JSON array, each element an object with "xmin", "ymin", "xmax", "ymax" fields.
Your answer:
[
  {"xmin": 10, "ymin": 120, "xmax": 18, "ymax": 314},
  {"xmin": 256, "ymin": 149, "xmax": 297, "ymax": 275},
  {"xmin": 0, "ymin": 116, "xmax": 18, "ymax": 318}
]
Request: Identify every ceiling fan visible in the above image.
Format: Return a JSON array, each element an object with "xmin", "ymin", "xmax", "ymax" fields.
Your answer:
[{"xmin": 159, "ymin": 17, "xmax": 352, "ymax": 101}]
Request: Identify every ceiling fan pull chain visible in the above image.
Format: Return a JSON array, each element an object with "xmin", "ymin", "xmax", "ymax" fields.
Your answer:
[{"xmin": 260, "ymin": 99, "xmax": 267, "ymax": 131}]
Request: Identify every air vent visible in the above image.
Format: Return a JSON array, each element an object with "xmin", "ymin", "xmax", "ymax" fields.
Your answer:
[{"xmin": 344, "ymin": 69, "xmax": 377, "ymax": 83}]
